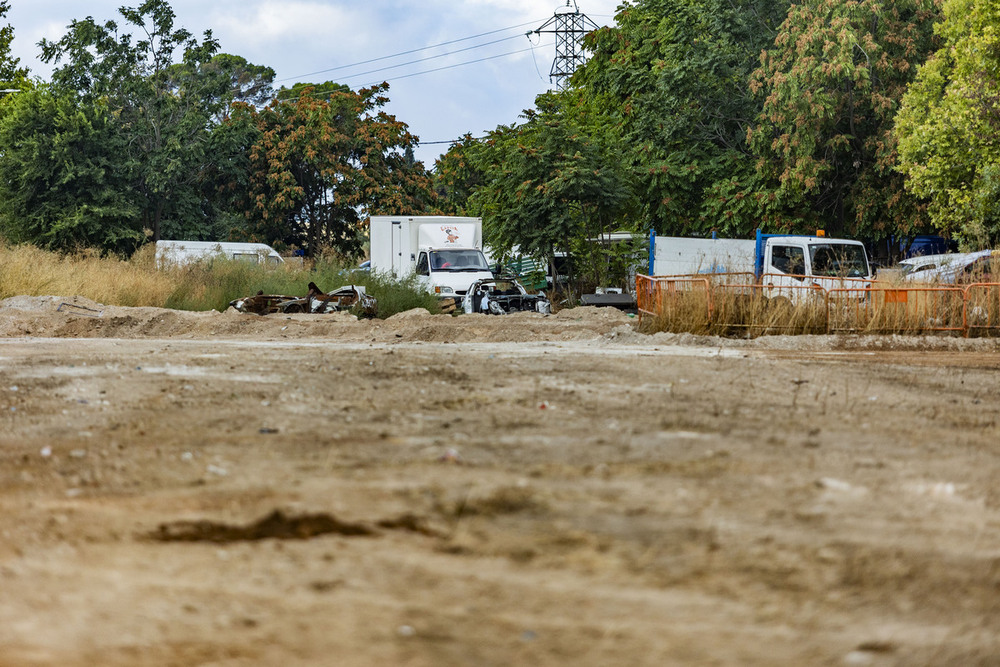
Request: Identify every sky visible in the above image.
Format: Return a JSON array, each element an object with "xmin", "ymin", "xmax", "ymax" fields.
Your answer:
[{"xmin": 6, "ymin": 0, "xmax": 624, "ymax": 166}]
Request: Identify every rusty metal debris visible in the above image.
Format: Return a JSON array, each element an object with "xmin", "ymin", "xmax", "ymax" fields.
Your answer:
[
  {"xmin": 229, "ymin": 282, "xmax": 377, "ymax": 316},
  {"xmin": 57, "ymin": 302, "xmax": 104, "ymax": 317}
]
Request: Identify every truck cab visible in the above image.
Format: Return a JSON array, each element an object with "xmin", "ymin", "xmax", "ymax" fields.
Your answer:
[
  {"xmin": 759, "ymin": 235, "xmax": 872, "ymax": 302},
  {"xmin": 414, "ymin": 247, "xmax": 494, "ymax": 298}
]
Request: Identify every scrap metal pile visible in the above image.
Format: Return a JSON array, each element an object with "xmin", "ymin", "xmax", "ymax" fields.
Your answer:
[{"xmin": 230, "ymin": 282, "xmax": 377, "ymax": 317}]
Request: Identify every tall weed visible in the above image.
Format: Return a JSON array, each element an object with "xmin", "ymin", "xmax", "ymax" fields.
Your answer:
[
  {"xmin": 0, "ymin": 243, "xmax": 438, "ymax": 317},
  {"xmin": 0, "ymin": 243, "xmax": 175, "ymax": 306}
]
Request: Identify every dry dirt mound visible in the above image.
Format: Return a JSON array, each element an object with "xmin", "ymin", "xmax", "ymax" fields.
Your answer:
[
  {"xmin": 9, "ymin": 296, "xmax": 1000, "ymax": 352},
  {"xmin": 0, "ymin": 296, "xmax": 636, "ymax": 343}
]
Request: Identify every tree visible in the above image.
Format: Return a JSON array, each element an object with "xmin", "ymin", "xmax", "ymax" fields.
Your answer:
[
  {"xmin": 895, "ymin": 0, "xmax": 1000, "ymax": 246},
  {"xmin": 0, "ymin": 6, "xmax": 135, "ymax": 250},
  {"xmin": 748, "ymin": 0, "xmax": 942, "ymax": 239},
  {"xmin": 433, "ymin": 133, "xmax": 485, "ymax": 215},
  {"xmin": 574, "ymin": 0, "xmax": 791, "ymax": 236},
  {"xmin": 0, "ymin": 88, "xmax": 141, "ymax": 252},
  {"xmin": 239, "ymin": 82, "xmax": 434, "ymax": 257},
  {"xmin": 0, "ymin": 0, "xmax": 28, "ymax": 90},
  {"xmin": 40, "ymin": 0, "xmax": 275, "ymax": 243},
  {"xmin": 469, "ymin": 91, "xmax": 630, "ymax": 287}
]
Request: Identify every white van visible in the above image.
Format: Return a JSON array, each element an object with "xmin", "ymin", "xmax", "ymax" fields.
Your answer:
[{"xmin": 155, "ymin": 240, "xmax": 284, "ymax": 268}]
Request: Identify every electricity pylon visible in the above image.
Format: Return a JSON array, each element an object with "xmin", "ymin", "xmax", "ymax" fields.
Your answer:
[{"xmin": 529, "ymin": 1, "xmax": 599, "ymax": 90}]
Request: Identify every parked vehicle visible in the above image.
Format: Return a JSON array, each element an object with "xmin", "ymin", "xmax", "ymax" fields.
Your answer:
[
  {"xmin": 900, "ymin": 250, "xmax": 994, "ymax": 284},
  {"xmin": 902, "ymin": 234, "xmax": 957, "ymax": 258},
  {"xmin": 462, "ymin": 277, "xmax": 551, "ymax": 315},
  {"xmin": 648, "ymin": 230, "xmax": 873, "ymax": 301},
  {"xmin": 156, "ymin": 240, "xmax": 284, "ymax": 268},
  {"xmin": 369, "ymin": 216, "xmax": 493, "ymax": 300}
]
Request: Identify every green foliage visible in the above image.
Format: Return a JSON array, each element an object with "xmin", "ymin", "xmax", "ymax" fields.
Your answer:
[
  {"xmin": 469, "ymin": 91, "xmax": 631, "ymax": 285},
  {"xmin": 239, "ymin": 82, "xmax": 436, "ymax": 257},
  {"xmin": 748, "ymin": 0, "xmax": 942, "ymax": 239},
  {"xmin": 38, "ymin": 0, "xmax": 275, "ymax": 244},
  {"xmin": 0, "ymin": 0, "xmax": 28, "ymax": 89},
  {"xmin": 433, "ymin": 133, "xmax": 484, "ymax": 215},
  {"xmin": 0, "ymin": 88, "xmax": 142, "ymax": 252},
  {"xmin": 576, "ymin": 0, "xmax": 791, "ymax": 236},
  {"xmin": 895, "ymin": 0, "xmax": 1000, "ymax": 246},
  {"xmin": 360, "ymin": 270, "xmax": 442, "ymax": 319}
]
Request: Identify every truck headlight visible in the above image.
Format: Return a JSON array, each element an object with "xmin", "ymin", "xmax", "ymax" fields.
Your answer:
[{"xmin": 435, "ymin": 286, "xmax": 455, "ymax": 295}]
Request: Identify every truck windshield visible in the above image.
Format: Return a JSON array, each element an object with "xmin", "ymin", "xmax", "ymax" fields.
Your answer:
[
  {"xmin": 809, "ymin": 244, "xmax": 869, "ymax": 278},
  {"xmin": 430, "ymin": 250, "xmax": 490, "ymax": 272}
]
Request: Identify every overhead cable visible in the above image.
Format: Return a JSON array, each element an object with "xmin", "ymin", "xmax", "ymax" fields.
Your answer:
[
  {"xmin": 279, "ymin": 43, "xmax": 553, "ymax": 100},
  {"xmin": 276, "ymin": 18, "xmax": 546, "ymax": 84},
  {"xmin": 318, "ymin": 33, "xmax": 526, "ymax": 82},
  {"xmin": 345, "ymin": 43, "xmax": 553, "ymax": 89}
]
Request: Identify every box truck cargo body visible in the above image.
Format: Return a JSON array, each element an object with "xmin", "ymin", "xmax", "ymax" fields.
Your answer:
[{"xmin": 369, "ymin": 216, "xmax": 494, "ymax": 298}]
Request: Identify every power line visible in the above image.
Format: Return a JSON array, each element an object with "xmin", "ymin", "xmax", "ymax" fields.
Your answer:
[
  {"xmin": 276, "ymin": 43, "xmax": 552, "ymax": 102},
  {"xmin": 275, "ymin": 19, "xmax": 546, "ymax": 84},
  {"xmin": 341, "ymin": 43, "xmax": 554, "ymax": 89},
  {"xmin": 317, "ymin": 33, "xmax": 526, "ymax": 83}
]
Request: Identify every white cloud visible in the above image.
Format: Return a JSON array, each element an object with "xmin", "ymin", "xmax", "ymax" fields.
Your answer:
[{"xmin": 209, "ymin": 1, "xmax": 361, "ymax": 46}]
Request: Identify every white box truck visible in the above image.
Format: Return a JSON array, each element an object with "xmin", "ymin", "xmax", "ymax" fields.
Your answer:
[
  {"xmin": 155, "ymin": 240, "xmax": 284, "ymax": 267},
  {"xmin": 648, "ymin": 230, "xmax": 873, "ymax": 300},
  {"xmin": 369, "ymin": 216, "xmax": 494, "ymax": 298}
]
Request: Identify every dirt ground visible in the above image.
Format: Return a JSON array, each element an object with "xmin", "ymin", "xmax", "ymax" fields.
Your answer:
[{"xmin": 1, "ymin": 295, "xmax": 999, "ymax": 666}]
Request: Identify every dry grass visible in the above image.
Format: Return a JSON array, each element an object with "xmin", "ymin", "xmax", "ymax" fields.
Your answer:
[
  {"xmin": 640, "ymin": 274, "xmax": 1000, "ymax": 337},
  {"xmin": 0, "ymin": 244, "xmax": 175, "ymax": 307},
  {"xmin": 0, "ymin": 243, "xmax": 440, "ymax": 317}
]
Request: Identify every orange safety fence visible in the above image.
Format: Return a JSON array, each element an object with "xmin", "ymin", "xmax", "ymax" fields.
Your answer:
[
  {"xmin": 963, "ymin": 283, "xmax": 1000, "ymax": 336},
  {"xmin": 636, "ymin": 275, "xmax": 712, "ymax": 323},
  {"xmin": 828, "ymin": 285, "xmax": 965, "ymax": 334},
  {"xmin": 641, "ymin": 274, "xmax": 1000, "ymax": 336},
  {"xmin": 648, "ymin": 272, "xmax": 757, "ymax": 287},
  {"xmin": 709, "ymin": 282, "xmax": 830, "ymax": 334}
]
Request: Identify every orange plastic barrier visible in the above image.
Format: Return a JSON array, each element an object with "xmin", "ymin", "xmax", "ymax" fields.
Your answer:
[
  {"xmin": 636, "ymin": 275, "xmax": 711, "ymax": 323},
  {"xmin": 963, "ymin": 283, "xmax": 1000, "ymax": 336},
  {"xmin": 828, "ymin": 285, "xmax": 965, "ymax": 334},
  {"xmin": 641, "ymin": 274, "xmax": 1000, "ymax": 337}
]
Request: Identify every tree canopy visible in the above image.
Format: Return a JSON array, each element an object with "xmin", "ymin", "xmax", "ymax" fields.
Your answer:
[
  {"xmin": 573, "ymin": 0, "xmax": 792, "ymax": 237},
  {"xmin": 748, "ymin": 0, "xmax": 942, "ymax": 239},
  {"xmin": 238, "ymin": 82, "xmax": 434, "ymax": 256},
  {"xmin": 467, "ymin": 92, "xmax": 630, "ymax": 277},
  {"xmin": 0, "ymin": 0, "xmax": 436, "ymax": 256},
  {"xmin": 895, "ymin": 0, "xmax": 1000, "ymax": 246}
]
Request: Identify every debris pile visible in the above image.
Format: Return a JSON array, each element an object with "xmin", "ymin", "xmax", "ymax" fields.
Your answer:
[{"xmin": 230, "ymin": 282, "xmax": 377, "ymax": 317}]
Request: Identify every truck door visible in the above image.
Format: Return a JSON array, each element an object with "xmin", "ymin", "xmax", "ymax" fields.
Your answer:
[
  {"xmin": 768, "ymin": 244, "xmax": 805, "ymax": 279},
  {"xmin": 763, "ymin": 243, "xmax": 806, "ymax": 301},
  {"xmin": 416, "ymin": 252, "xmax": 430, "ymax": 276}
]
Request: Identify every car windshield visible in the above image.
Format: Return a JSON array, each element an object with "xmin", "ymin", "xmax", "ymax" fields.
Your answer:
[
  {"xmin": 430, "ymin": 249, "xmax": 490, "ymax": 271},
  {"xmin": 809, "ymin": 243, "xmax": 869, "ymax": 278}
]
